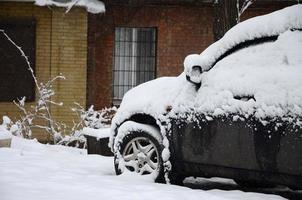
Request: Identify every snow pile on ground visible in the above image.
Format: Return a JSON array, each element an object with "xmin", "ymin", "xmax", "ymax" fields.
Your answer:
[
  {"xmin": 35, "ymin": 0, "xmax": 105, "ymax": 14},
  {"xmin": 0, "ymin": 116, "xmax": 12, "ymax": 140},
  {"xmin": 0, "ymin": 137, "xmax": 286, "ymax": 200},
  {"xmin": 0, "ymin": 126, "xmax": 12, "ymax": 140}
]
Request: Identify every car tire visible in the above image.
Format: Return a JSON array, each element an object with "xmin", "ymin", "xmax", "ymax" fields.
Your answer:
[{"xmin": 114, "ymin": 128, "xmax": 165, "ymax": 183}]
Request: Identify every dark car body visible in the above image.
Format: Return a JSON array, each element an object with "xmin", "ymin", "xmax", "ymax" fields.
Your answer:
[{"xmin": 169, "ymin": 115, "xmax": 302, "ymax": 188}]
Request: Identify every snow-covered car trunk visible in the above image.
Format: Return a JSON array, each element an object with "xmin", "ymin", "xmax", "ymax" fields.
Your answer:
[{"xmin": 110, "ymin": 5, "xmax": 302, "ymax": 187}]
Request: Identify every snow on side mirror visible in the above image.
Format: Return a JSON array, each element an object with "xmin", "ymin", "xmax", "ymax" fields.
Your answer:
[{"xmin": 184, "ymin": 54, "xmax": 203, "ymax": 89}]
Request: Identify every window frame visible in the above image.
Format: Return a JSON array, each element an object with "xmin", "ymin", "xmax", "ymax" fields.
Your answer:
[{"xmin": 112, "ymin": 26, "xmax": 157, "ymax": 106}]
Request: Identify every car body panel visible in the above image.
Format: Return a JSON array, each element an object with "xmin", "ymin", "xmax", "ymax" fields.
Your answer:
[{"xmin": 170, "ymin": 117, "xmax": 302, "ymax": 187}]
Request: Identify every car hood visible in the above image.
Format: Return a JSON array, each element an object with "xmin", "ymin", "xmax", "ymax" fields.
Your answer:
[{"xmin": 112, "ymin": 73, "xmax": 195, "ymax": 125}]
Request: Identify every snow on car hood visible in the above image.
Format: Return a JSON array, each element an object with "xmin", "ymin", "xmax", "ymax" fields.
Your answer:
[
  {"xmin": 111, "ymin": 74, "xmax": 193, "ymax": 128},
  {"xmin": 110, "ymin": 5, "xmax": 302, "ymax": 146}
]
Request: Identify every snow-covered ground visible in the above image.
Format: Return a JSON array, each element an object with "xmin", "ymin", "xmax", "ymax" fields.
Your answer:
[{"xmin": 0, "ymin": 137, "xmax": 288, "ymax": 200}]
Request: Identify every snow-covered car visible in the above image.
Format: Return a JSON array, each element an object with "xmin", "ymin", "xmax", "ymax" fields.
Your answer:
[{"xmin": 109, "ymin": 5, "xmax": 302, "ymax": 189}]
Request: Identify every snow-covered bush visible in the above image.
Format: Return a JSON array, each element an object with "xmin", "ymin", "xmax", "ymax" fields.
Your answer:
[
  {"xmin": 74, "ymin": 104, "xmax": 117, "ymax": 129},
  {"xmin": 58, "ymin": 103, "xmax": 117, "ymax": 148},
  {"xmin": 57, "ymin": 129, "xmax": 86, "ymax": 148}
]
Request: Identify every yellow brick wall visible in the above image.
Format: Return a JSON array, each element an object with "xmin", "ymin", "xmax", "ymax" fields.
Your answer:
[
  {"xmin": 0, "ymin": 2, "xmax": 87, "ymax": 142},
  {"xmin": 50, "ymin": 7, "xmax": 87, "ymax": 136}
]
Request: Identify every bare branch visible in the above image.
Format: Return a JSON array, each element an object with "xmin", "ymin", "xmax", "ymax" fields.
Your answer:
[
  {"xmin": 65, "ymin": 0, "xmax": 80, "ymax": 13},
  {"xmin": 0, "ymin": 29, "xmax": 40, "ymax": 91},
  {"xmin": 237, "ymin": 0, "xmax": 255, "ymax": 23}
]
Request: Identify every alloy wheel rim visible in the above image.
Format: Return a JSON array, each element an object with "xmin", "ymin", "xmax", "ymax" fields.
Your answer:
[{"xmin": 122, "ymin": 137, "xmax": 159, "ymax": 175}]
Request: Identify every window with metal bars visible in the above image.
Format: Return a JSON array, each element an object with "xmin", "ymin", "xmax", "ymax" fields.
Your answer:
[{"xmin": 113, "ymin": 27, "xmax": 156, "ymax": 105}]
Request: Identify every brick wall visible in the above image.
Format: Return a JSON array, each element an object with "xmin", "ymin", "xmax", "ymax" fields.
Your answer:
[
  {"xmin": 87, "ymin": 4, "xmax": 214, "ymax": 109},
  {"xmin": 240, "ymin": 2, "xmax": 296, "ymax": 21},
  {"xmin": 50, "ymin": 8, "xmax": 87, "ymax": 133},
  {"xmin": 0, "ymin": 2, "xmax": 87, "ymax": 142}
]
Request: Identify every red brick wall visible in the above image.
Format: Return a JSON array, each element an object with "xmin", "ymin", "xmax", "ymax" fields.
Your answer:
[
  {"xmin": 240, "ymin": 2, "xmax": 296, "ymax": 21},
  {"xmin": 87, "ymin": 4, "xmax": 214, "ymax": 109}
]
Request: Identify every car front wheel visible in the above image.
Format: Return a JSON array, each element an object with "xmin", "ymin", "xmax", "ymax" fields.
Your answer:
[{"xmin": 114, "ymin": 122, "xmax": 165, "ymax": 183}]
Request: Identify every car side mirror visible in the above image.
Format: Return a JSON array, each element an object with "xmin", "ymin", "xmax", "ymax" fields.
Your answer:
[
  {"xmin": 186, "ymin": 66, "xmax": 202, "ymax": 89},
  {"xmin": 184, "ymin": 54, "xmax": 203, "ymax": 90}
]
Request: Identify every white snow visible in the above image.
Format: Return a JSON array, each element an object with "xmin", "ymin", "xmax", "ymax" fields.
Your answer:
[
  {"xmin": 0, "ymin": 137, "xmax": 286, "ymax": 200},
  {"xmin": 35, "ymin": 0, "xmax": 105, "ymax": 14},
  {"xmin": 0, "ymin": 126, "xmax": 12, "ymax": 140},
  {"xmin": 191, "ymin": 30, "xmax": 302, "ymax": 120},
  {"xmin": 109, "ymin": 74, "xmax": 191, "ymax": 143},
  {"xmin": 0, "ymin": 117, "xmax": 12, "ymax": 140},
  {"xmin": 114, "ymin": 121, "xmax": 162, "ymax": 149},
  {"xmin": 83, "ymin": 127, "xmax": 111, "ymax": 139}
]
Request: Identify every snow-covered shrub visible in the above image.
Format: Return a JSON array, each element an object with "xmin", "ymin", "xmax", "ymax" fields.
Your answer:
[
  {"xmin": 11, "ymin": 77, "xmax": 66, "ymax": 143},
  {"xmin": 57, "ymin": 129, "xmax": 86, "ymax": 148},
  {"xmin": 58, "ymin": 103, "xmax": 117, "ymax": 148},
  {"xmin": 72, "ymin": 103, "xmax": 117, "ymax": 129}
]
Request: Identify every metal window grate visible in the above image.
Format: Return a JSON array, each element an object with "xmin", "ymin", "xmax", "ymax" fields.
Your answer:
[{"xmin": 113, "ymin": 27, "xmax": 156, "ymax": 105}]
